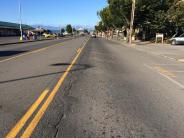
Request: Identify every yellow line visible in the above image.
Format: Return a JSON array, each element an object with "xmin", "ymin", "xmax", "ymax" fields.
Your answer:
[
  {"xmin": 0, "ymin": 42, "xmax": 63, "ymax": 63},
  {"xmin": 6, "ymin": 89, "xmax": 49, "ymax": 138},
  {"xmin": 21, "ymin": 38, "xmax": 90, "ymax": 138},
  {"xmin": 77, "ymin": 48, "xmax": 81, "ymax": 53},
  {"xmin": 153, "ymin": 65, "xmax": 176, "ymax": 78}
]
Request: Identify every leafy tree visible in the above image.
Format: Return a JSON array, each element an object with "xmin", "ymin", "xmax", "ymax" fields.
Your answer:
[
  {"xmin": 95, "ymin": 21, "xmax": 105, "ymax": 32},
  {"xmin": 96, "ymin": 0, "xmax": 184, "ymax": 40},
  {"xmin": 73, "ymin": 28, "xmax": 76, "ymax": 32},
  {"xmin": 66, "ymin": 24, "xmax": 73, "ymax": 34},
  {"xmin": 135, "ymin": 0, "xmax": 184, "ymax": 38},
  {"xmin": 60, "ymin": 28, "xmax": 65, "ymax": 33},
  {"xmin": 84, "ymin": 29, "xmax": 89, "ymax": 33},
  {"xmin": 167, "ymin": 0, "xmax": 184, "ymax": 35},
  {"xmin": 108, "ymin": 0, "xmax": 132, "ymax": 28},
  {"xmin": 98, "ymin": 7, "xmax": 114, "ymax": 30}
]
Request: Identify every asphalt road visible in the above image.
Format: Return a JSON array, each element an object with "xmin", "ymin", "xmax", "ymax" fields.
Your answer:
[
  {"xmin": 0, "ymin": 36, "xmax": 50, "ymax": 45},
  {"xmin": 1, "ymin": 37, "xmax": 184, "ymax": 138},
  {"xmin": 0, "ymin": 36, "xmax": 78, "ymax": 61}
]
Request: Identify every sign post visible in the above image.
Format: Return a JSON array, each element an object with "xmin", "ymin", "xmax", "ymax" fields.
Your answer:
[{"xmin": 155, "ymin": 33, "xmax": 164, "ymax": 44}]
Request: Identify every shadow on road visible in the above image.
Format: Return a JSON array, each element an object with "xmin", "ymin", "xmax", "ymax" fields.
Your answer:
[
  {"xmin": 51, "ymin": 63, "xmax": 73, "ymax": 66},
  {"xmin": 50, "ymin": 63, "xmax": 92, "ymax": 69},
  {"xmin": 0, "ymin": 51, "xmax": 27, "ymax": 57},
  {"xmin": 0, "ymin": 63, "xmax": 93, "ymax": 84}
]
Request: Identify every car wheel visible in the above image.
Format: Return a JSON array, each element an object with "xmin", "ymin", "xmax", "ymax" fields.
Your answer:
[{"xmin": 171, "ymin": 40, "xmax": 177, "ymax": 45}]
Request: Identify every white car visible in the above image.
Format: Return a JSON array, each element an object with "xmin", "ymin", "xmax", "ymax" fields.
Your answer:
[
  {"xmin": 170, "ymin": 33, "xmax": 184, "ymax": 45},
  {"xmin": 91, "ymin": 33, "xmax": 96, "ymax": 38}
]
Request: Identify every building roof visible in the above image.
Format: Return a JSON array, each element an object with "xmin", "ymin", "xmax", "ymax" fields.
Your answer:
[{"xmin": 0, "ymin": 21, "xmax": 34, "ymax": 30}]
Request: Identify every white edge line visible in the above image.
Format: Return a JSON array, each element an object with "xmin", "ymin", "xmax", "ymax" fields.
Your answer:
[{"xmin": 144, "ymin": 64, "xmax": 184, "ymax": 89}]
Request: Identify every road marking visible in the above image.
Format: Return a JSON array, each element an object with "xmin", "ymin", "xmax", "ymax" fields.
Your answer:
[
  {"xmin": 6, "ymin": 89, "xmax": 49, "ymax": 138},
  {"xmin": 154, "ymin": 64, "xmax": 184, "ymax": 66},
  {"xmin": 0, "ymin": 42, "xmax": 64, "ymax": 63},
  {"xmin": 162, "ymin": 55, "xmax": 176, "ymax": 60},
  {"xmin": 21, "ymin": 38, "xmax": 90, "ymax": 138},
  {"xmin": 161, "ymin": 55, "xmax": 184, "ymax": 64},
  {"xmin": 77, "ymin": 48, "xmax": 81, "ymax": 53},
  {"xmin": 172, "ymin": 71, "xmax": 184, "ymax": 73},
  {"xmin": 153, "ymin": 65, "xmax": 176, "ymax": 78},
  {"xmin": 144, "ymin": 64, "xmax": 184, "ymax": 89},
  {"xmin": 178, "ymin": 59, "xmax": 184, "ymax": 63}
]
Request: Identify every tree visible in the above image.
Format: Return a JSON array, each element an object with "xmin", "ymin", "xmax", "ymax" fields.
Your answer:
[
  {"xmin": 60, "ymin": 28, "xmax": 65, "ymax": 34},
  {"xmin": 66, "ymin": 24, "xmax": 73, "ymax": 34},
  {"xmin": 167, "ymin": 0, "xmax": 184, "ymax": 35},
  {"xmin": 98, "ymin": 7, "xmax": 114, "ymax": 29},
  {"xmin": 107, "ymin": 0, "xmax": 132, "ymax": 40},
  {"xmin": 84, "ymin": 29, "xmax": 89, "ymax": 33},
  {"xmin": 97, "ymin": 6, "xmax": 116, "ymax": 38},
  {"xmin": 134, "ymin": 0, "xmax": 184, "ymax": 38},
  {"xmin": 129, "ymin": 0, "xmax": 136, "ymax": 43},
  {"xmin": 95, "ymin": 21, "xmax": 105, "ymax": 32},
  {"xmin": 73, "ymin": 28, "xmax": 76, "ymax": 32},
  {"xmin": 96, "ymin": 0, "xmax": 184, "ymax": 41}
]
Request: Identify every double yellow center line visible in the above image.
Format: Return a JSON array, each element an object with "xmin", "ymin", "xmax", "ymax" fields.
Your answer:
[
  {"xmin": 6, "ymin": 89, "xmax": 49, "ymax": 138},
  {"xmin": 6, "ymin": 37, "xmax": 90, "ymax": 138}
]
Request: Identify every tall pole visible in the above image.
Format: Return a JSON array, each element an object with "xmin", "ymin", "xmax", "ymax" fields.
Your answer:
[
  {"xmin": 72, "ymin": 26, "xmax": 73, "ymax": 36},
  {"xmin": 19, "ymin": 0, "xmax": 23, "ymax": 41},
  {"xmin": 39, "ymin": 26, "xmax": 41, "ymax": 40},
  {"xmin": 129, "ymin": 0, "xmax": 136, "ymax": 44}
]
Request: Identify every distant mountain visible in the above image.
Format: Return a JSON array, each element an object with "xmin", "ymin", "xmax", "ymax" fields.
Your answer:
[
  {"xmin": 73, "ymin": 25, "xmax": 94, "ymax": 30},
  {"xmin": 31, "ymin": 24, "xmax": 94, "ymax": 32},
  {"xmin": 31, "ymin": 25, "xmax": 61, "ymax": 30}
]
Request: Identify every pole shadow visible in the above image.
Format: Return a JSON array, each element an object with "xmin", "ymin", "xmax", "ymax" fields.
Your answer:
[
  {"xmin": 0, "ymin": 63, "xmax": 93, "ymax": 84},
  {"xmin": 0, "ymin": 51, "xmax": 27, "ymax": 57}
]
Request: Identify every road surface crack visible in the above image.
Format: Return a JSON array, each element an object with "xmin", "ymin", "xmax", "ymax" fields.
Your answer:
[{"xmin": 53, "ymin": 113, "xmax": 64, "ymax": 138}]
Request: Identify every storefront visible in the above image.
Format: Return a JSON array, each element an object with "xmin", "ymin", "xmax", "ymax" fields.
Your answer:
[{"xmin": 0, "ymin": 21, "xmax": 34, "ymax": 37}]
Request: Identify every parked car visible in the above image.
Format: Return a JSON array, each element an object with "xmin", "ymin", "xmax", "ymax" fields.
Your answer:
[
  {"xmin": 43, "ymin": 33, "xmax": 57, "ymax": 38},
  {"xmin": 170, "ymin": 33, "xmax": 184, "ymax": 45}
]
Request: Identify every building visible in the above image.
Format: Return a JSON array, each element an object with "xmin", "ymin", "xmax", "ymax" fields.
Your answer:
[{"xmin": 0, "ymin": 21, "xmax": 34, "ymax": 37}]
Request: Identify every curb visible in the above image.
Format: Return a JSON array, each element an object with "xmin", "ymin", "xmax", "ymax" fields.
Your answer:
[
  {"xmin": 105, "ymin": 37, "xmax": 170, "ymax": 47},
  {"xmin": 106, "ymin": 38, "xmax": 184, "ymax": 64}
]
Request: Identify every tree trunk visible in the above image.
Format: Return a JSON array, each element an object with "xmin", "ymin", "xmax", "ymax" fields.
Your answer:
[
  {"xmin": 129, "ymin": 0, "xmax": 136, "ymax": 44},
  {"xmin": 117, "ymin": 30, "xmax": 119, "ymax": 40},
  {"xmin": 126, "ymin": 28, "xmax": 130, "ymax": 43},
  {"xmin": 111, "ymin": 29, "xmax": 113, "ymax": 39}
]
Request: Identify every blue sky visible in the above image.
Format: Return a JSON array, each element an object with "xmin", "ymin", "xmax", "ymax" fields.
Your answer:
[{"xmin": 0, "ymin": 0, "xmax": 107, "ymax": 27}]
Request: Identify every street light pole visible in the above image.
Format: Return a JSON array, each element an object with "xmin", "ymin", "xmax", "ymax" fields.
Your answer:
[
  {"xmin": 72, "ymin": 26, "xmax": 74, "ymax": 36},
  {"xmin": 39, "ymin": 26, "xmax": 41, "ymax": 40},
  {"xmin": 129, "ymin": 0, "xmax": 136, "ymax": 44},
  {"xmin": 19, "ymin": 0, "xmax": 23, "ymax": 41}
]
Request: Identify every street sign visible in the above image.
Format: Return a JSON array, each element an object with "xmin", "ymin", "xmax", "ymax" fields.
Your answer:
[{"xmin": 155, "ymin": 33, "xmax": 164, "ymax": 44}]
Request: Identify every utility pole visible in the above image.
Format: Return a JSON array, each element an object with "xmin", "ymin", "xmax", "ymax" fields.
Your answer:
[
  {"xmin": 19, "ymin": 0, "xmax": 23, "ymax": 41},
  {"xmin": 72, "ymin": 27, "xmax": 73, "ymax": 36},
  {"xmin": 129, "ymin": 0, "xmax": 136, "ymax": 44},
  {"xmin": 39, "ymin": 26, "xmax": 42, "ymax": 40}
]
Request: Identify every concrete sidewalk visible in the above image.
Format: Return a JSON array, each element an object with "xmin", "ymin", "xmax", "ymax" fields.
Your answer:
[{"xmin": 108, "ymin": 37, "xmax": 184, "ymax": 63}]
